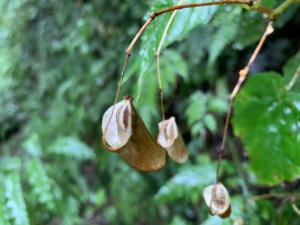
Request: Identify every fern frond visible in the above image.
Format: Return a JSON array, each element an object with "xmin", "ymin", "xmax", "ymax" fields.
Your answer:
[
  {"xmin": 27, "ymin": 158, "xmax": 55, "ymax": 211},
  {"xmin": 155, "ymin": 155, "xmax": 215, "ymax": 203},
  {"xmin": 4, "ymin": 172, "xmax": 30, "ymax": 225},
  {"xmin": 48, "ymin": 137, "xmax": 95, "ymax": 160}
]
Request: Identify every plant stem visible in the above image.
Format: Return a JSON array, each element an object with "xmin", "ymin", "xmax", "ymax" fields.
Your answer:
[
  {"xmin": 156, "ymin": 0, "xmax": 186, "ymax": 121},
  {"xmin": 216, "ymin": 98, "xmax": 233, "ymax": 183},
  {"xmin": 216, "ymin": 21, "xmax": 273, "ymax": 182},
  {"xmin": 154, "ymin": 0, "xmax": 253, "ymax": 17},
  {"xmin": 286, "ymin": 65, "xmax": 300, "ymax": 91},
  {"xmin": 230, "ymin": 21, "xmax": 274, "ymax": 99},
  {"xmin": 251, "ymin": 193, "xmax": 300, "ymax": 201},
  {"xmin": 102, "ymin": 54, "xmax": 130, "ymax": 139}
]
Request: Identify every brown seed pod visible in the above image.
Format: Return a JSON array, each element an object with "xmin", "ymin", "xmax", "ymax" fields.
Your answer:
[
  {"xmin": 203, "ymin": 183, "xmax": 231, "ymax": 218},
  {"xmin": 102, "ymin": 96, "xmax": 166, "ymax": 171},
  {"xmin": 157, "ymin": 117, "xmax": 188, "ymax": 163}
]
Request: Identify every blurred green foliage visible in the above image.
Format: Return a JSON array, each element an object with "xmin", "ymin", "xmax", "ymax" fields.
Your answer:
[{"xmin": 0, "ymin": 0, "xmax": 300, "ymax": 224}]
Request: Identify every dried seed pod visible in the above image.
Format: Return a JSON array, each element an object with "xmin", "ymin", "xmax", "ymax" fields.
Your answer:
[
  {"xmin": 102, "ymin": 96, "xmax": 166, "ymax": 171},
  {"xmin": 203, "ymin": 183, "xmax": 231, "ymax": 218},
  {"xmin": 157, "ymin": 117, "xmax": 188, "ymax": 163}
]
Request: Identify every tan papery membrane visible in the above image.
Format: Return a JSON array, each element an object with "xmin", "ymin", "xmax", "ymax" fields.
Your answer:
[
  {"xmin": 102, "ymin": 96, "xmax": 166, "ymax": 171},
  {"xmin": 157, "ymin": 117, "xmax": 188, "ymax": 163},
  {"xmin": 203, "ymin": 183, "xmax": 231, "ymax": 218}
]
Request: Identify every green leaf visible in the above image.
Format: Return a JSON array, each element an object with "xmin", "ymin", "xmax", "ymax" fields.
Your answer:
[
  {"xmin": 233, "ymin": 72, "xmax": 300, "ymax": 185},
  {"xmin": 0, "ymin": 156, "xmax": 21, "ymax": 172},
  {"xmin": 94, "ymin": 188, "xmax": 106, "ymax": 207},
  {"xmin": 283, "ymin": 50, "xmax": 300, "ymax": 92},
  {"xmin": 261, "ymin": 0, "xmax": 280, "ymax": 8},
  {"xmin": 155, "ymin": 155, "xmax": 215, "ymax": 203},
  {"xmin": 4, "ymin": 173, "xmax": 30, "ymax": 225},
  {"xmin": 166, "ymin": 0, "xmax": 217, "ymax": 45},
  {"xmin": 133, "ymin": 65, "xmax": 159, "ymax": 127},
  {"xmin": 137, "ymin": 0, "xmax": 217, "ymax": 101},
  {"xmin": 27, "ymin": 158, "xmax": 55, "ymax": 210},
  {"xmin": 137, "ymin": 0, "xmax": 173, "ymax": 101},
  {"xmin": 204, "ymin": 114, "xmax": 217, "ymax": 133},
  {"xmin": 234, "ymin": 12, "xmax": 264, "ymax": 49},
  {"xmin": 186, "ymin": 91, "xmax": 207, "ymax": 126},
  {"xmin": 207, "ymin": 97, "xmax": 228, "ymax": 114},
  {"xmin": 48, "ymin": 137, "xmax": 95, "ymax": 160},
  {"xmin": 161, "ymin": 49, "xmax": 188, "ymax": 81},
  {"xmin": 208, "ymin": 8, "xmax": 240, "ymax": 65},
  {"xmin": 22, "ymin": 134, "xmax": 42, "ymax": 157}
]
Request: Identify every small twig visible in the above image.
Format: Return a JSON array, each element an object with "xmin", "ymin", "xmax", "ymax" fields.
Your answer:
[
  {"xmin": 103, "ymin": 54, "xmax": 130, "ymax": 138},
  {"xmin": 153, "ymin": 0, "xmax": 253, "ymax": 17},
  {"xmin": 126, "ymin": 0, "xmax": 253, "ymax": 55},
  {"xmin": 251, "ymin": 193, "xmax": 300, "ymax": 201},
  {"xmin": 216, "ymin": 21, "xmax": 274, "ymax": 182},
  {"xmin": 286, "ymin": 64, "xmax": 300, "ymax": 91},
  {"xmin": 230, "ymin": 21, "xmax": 274, "ymax": 99},
  {"xmin": 156, "ymin": 0, "xmax": 186, "ymax": 121},
  {"xmin": 216, "ymin": 99, "xmax": 233, "ymax": 182}
]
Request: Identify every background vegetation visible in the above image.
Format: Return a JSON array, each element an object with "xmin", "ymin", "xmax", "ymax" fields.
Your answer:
[{"xmin": 0, "ymin": 0, "xmax": 299, "ymax": 224}]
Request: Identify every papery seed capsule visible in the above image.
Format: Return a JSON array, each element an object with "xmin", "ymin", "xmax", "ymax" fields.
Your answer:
[
  {"xmin": 157, "ymin": 117, "xmax": 188, "ymax": 163},
  {"xmin": 203, "ymin": 183, "xmax": 231, "ymax": 218},
  {"xmin": 102, "ymin": 96, "xmax": 166, "ymax": 171}
]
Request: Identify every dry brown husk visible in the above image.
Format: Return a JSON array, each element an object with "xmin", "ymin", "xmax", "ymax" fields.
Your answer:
[
  {"xmin": 203, "ymin": 183, "xmax": 231, "ymax": 218},
  {"xmin": 102, "ymin": 96, "xmax": 166, "ymax": 171},
  {"xmin": 157, "ymin": 117, "xmax": 188, "ymax": 163}
]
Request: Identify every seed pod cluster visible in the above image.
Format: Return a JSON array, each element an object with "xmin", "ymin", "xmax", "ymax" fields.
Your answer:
[
  {"xmin": 203, "ymin": 183, "xmax": 231, "ymax": 218},
  {"xmin": 102, "ymin": 96, "xmax": 189, "ymax": 171}
]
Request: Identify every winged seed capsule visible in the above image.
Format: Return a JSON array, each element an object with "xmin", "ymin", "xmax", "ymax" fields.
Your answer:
[{"xmin": 203, "ymin": 183, "xmax": 231, "ymax": 218}]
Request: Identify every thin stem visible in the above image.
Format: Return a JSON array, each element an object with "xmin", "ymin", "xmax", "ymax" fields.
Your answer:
[
  {"xmin": 126, "ymin": 0, "xmax": 253, "ymax": 55},
  {"xmin": 216, "ymin": 98, "xmax": 233, "ymax": 183},
  {"xmin": 156, "ymin": 0, "xmax": 186, "ymax": 121},
  {"xmin": 103, "ymin": 54, "xmax": 131, "ymax": 138},
  {"xmin": 230, "ymin": 21, "xmax": 274, "ymax": 99},
  {"xmin": 251, "ymin": 193, "xmax": 300, "ymax": 201},
  {"xmin": 157, "ymin": 56, "xmax": 166, "ymax": 121},
  {"xmin": 126, "ymin": 17, "xmax": 153, "ymax": 55},
  {"xmin": 216, "ymin": 21, "xmax": 274, "ymax": 182},
  {"xmin": 286, "ymin": 65, "xmax": 300, "ymax": 91},
  {"xmin": 154, "ymin": 0, "xmax": 252, "ymax": 17}
]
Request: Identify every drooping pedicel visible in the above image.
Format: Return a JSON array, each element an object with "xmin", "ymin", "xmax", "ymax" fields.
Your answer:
[
  {"xmin": 203, "ymin": 183, "xmax": 231, "ymax": 218},
  {"xmin": 157, "ymin": 117, "xmax": 188, "ymax": 163},
  {"xmin": 102, "ymin": 96, "xmax": 166, "ymax": 171}
]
